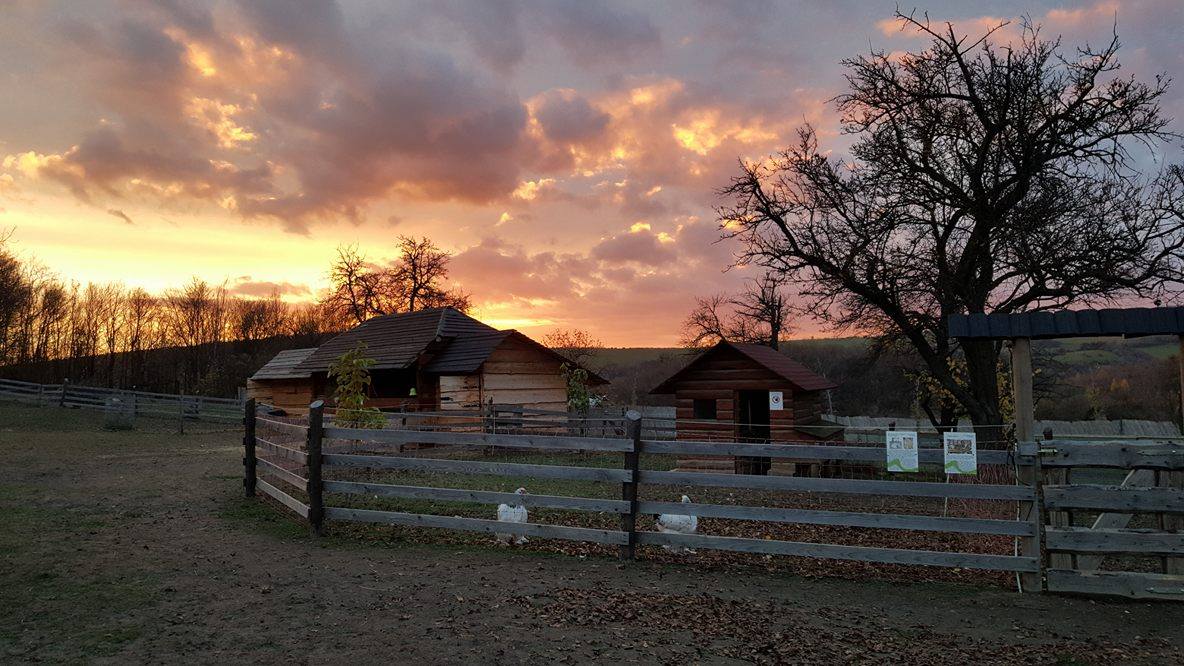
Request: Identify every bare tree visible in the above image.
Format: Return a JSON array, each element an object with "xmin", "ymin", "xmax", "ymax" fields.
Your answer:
[
  {"xmin": 322, "ymin": 236, "xmax": 470, "ymax": 325},
  {"xmin": 543, "ymin": 328, "xmax": 604, "ymax": 367},
  {"xmin": 682, "ymin": 272, "xmax": 793, "ymax": 349},
  {"xmin": 719, "ymin": 13, "xmax": 1184, "ymax": 427}
]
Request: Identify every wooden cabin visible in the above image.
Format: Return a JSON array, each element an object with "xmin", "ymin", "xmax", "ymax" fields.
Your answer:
[
  {"xmin": 246, "ymin": 308, "xmax": 606, "ymax": 415},
  {"xmin": 650, "ymin": 341, "xmax": 841, "ymax": 476}
]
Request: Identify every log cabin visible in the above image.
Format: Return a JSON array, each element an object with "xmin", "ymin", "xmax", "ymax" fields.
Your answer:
[
  {"xmin": 650, "ymin": 341, "xmax": 842, "ymax": 475},
  {"xmin": 246, "ymin": 308, "xmax": 606, "ymax": 415}
]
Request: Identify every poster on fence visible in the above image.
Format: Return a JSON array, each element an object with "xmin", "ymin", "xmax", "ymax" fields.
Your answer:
[
  {"xmin": 885, "ymin": 431, "xmax": 918, "ymax": 473},
  {"xmin": 943, "ymin": 431, "xmax": 978, "ymax": 475}
]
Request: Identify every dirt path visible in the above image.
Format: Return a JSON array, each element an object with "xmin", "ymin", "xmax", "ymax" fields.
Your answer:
[{"xmin": 2, "ymin": 404, "xmax": 1183, "ymax": 664}]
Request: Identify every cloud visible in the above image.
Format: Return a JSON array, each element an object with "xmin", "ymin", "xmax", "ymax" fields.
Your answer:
[
  {"xmin": 229, "ymin": 276, "xmax": 311, "ymax": 298},
  {"xmin": 106, "ymin": 208, "xmax": 135, "ymax": 225},
  {"xmin": 532, "ymin": 89, "xmax": 611, "ymax": 145}
]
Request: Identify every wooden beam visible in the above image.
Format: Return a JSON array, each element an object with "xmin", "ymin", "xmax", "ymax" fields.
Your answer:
[
  {"xmin": 322, "ymin": 426, "xmax": 632, "ymax": 452},
  {"xmin": 638, "ymin": 469, "xmax": 1033, "ymax": 501},
  {"xmin": 635, "ymin": 532, "xmax": 1038, "ymax": 572},
  {"xmin": 1045, "ymin": 526, "xmax": 1184, "ymax": 555},
  {"xmin": 257, "ymin": 479, "xmax": 309, "ymax": 519},
  {"xmin": 1046, "ymin": 569, "xmax": 1184, "ymax": 601},
  {"xmin": 323, "ymin": 453, "xmax": 632, "ymax": 482},
  {"xmin": 322, "ymin": 480, "xmax": 629, "ymax": 513},
  {"xmin": 1011, "ymin": 337, "xmax": 1044, "ymax": 590},
  {"xmin": 1044, "ymin": 485, "xmax": 1184, "ymax": 513},
  {"xmin": 324, "ymin": 507, "xmax": 627, "ymax": 545},
  {"xmin": 635, "ymin": 501, "xmax": 1034, "ymax": 536}
]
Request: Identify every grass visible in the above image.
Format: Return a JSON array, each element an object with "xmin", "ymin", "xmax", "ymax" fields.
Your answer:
[{"xmin": 0, "ymin": 484, "xmax": 158, "ymax": 659}]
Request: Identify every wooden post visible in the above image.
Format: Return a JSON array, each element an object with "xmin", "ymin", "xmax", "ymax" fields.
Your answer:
[
  {"xmin": 307, "ymin": 400, "xmax": 325, "ymax": 536},
  {"xmin": 1169, "ymin": 338, "xmax": 1184, "ymax": 574},
  {"xmin": 59, "ymin": 379, "xmax": 68, "ymax": 407},
  {"xmin": 178, "ymin": 390, "xmax": 185, "ymax": 435},
  {"xmin": 1011, "ymin": 337, "xmax": 1045, "ymax": 591},
  {"xmin": 619, "ymin": 410, "xmax": 642, "ymax": 560},
  {"xmin": 243, "ymin": 398, "xmax": 257, "ymax": 498}
]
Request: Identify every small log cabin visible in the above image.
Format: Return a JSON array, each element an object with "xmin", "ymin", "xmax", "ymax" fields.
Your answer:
[
  {"xmin": 247, "ymin": 308, "xmax": 606, "ymax": 415},
  {"xmin": 650, "ymin": 341, "xmax": 841, "ymax": 475}
]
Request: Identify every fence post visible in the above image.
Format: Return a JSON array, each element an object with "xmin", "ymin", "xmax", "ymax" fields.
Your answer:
[
  {"xmin": 243, "ymin": 398, "xmax": 257, "ymax": 498},
  {"xmin": 619, "ymin": 410, "xmax": 642, "ymax": 560},
  {"xmin": 307, "ymin": 400, "xmax": 325, "ymax": 536},
  {"xmin": 178, "ymin": 390, "xmax": 185, "ymax": 435},
  {"xmin": 59, "ymin": 379, "xmax": 69, "ymax": 407},
  {"xmin": 1011, "ymin": 337, "xmax": 1044, "ymax": 592}
]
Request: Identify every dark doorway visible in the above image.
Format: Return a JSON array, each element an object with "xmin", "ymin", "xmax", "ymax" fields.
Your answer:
[{"xmin": 735, "ymin": 390, "xmax": 771, "ymax": 474}]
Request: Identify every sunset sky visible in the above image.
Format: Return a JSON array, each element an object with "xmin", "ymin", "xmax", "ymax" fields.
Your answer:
[{"xmin": 2, "ymin": 0, "xmax": 1182, "ymax": 345}]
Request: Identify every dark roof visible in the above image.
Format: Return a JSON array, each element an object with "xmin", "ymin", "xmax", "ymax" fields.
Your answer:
[
  {"xmin": 650, "ymin": 341, "xmax": 838, "ymax": 394},
  {"xmin": 425, "ymin": 329, "xmax": 609, "ymax": 384},
  {"xmin": 249, "ymin": 348, "xmax": 317, "ymax": 380},
  {"xmin": 948, "ymin": 307, "xmax": 1184, "ymax": 340},
  {"xmin": 296, "ymin": 308, "xmax": 498, "ymax": 373},
  {"xmin": 423, "ymin": 330, "xmax": 512, "ymax": 374}
]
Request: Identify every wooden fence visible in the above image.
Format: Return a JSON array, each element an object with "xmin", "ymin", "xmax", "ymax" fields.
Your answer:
[
  {"xmin": 1039, "ymin": 439, "xmax": 1184, "ymax": 601},
  {"xmin": 245, "ymin": 401, "xmax": 1041, "ymax": 579},
  {"xmin": 0, "ymin": 377, "xmax": 242, "ymax": 426}
]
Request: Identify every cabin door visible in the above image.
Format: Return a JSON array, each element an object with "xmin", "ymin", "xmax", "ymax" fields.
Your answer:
[{"xmin": 735, "ymin": 390, "xmax": 771, "ymax": 475}]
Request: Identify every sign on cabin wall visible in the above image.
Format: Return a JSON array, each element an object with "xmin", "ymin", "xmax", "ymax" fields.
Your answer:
[
  {"xmin": 885, "ymin": 431, "xmax": 919, "ymax": 472},
  {"xmin": 768, "ymin": 391, "xmax": 784, "ymax": 411},
  {"xmin": 943, "ymin": 432, "xmax": 978, "ymax": 475}
]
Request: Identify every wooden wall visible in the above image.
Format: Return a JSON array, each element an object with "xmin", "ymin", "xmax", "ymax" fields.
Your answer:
[
  {"xmin": 480, "ymin": 336, "xmax": 568, "ymax": 412},
  {"xmin": 247, "ymin": 378, "xmax": 315, "ymax": 415},
  {"xmin": 665, "ymin": 345, "xmax": 831, "ymax": 474}
]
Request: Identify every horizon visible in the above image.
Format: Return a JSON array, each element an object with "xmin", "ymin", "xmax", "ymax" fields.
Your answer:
[{"xmin": 2, "ymin": 1, "xmax": 1182, "ymax": 346}]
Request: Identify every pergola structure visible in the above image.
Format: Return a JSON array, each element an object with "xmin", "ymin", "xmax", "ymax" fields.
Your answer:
[{"xmin": 949, "ymin": 307, "xmax": 1184, "ymax": 589}]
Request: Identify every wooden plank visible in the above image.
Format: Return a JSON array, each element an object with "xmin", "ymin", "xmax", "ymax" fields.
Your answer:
[
  {"xmin": 1077, "ymin": 468, "xmax": 1156, "ymax": 570},
  {"xmin": 1046, "ymin": 527, "xmax": 1184, "ymax": 555},
  {"xmin": 1041, "ymin": 441, "xmax": 1184, "ymax": 470},
  {"xmin": 323, "ymin": 481, "xmax": 629, "ymax": 513},
  {"xmin": 635, "ymin": 501, "xmax": 1034, "ymax": 536},
  {"xmin": 638, "ymin": 470, "xmax": 1034, "ymax": 501},
  {"xmin": 256, "ymin": 417, "xmax": 309, "ymax": 436},
  {"xmin": 324, "ymin": 507, "xmax": 628, "ymax": 545},
  {"xmin": 322, "ymin": 453, "xmax": 632, "ymax": 482},
  {"xmin": 322, "ymin": 425, "xmax": 632, "ymax": 452},
  {"xmin": 256, "ymin": 438, "xmax": 308, "ymax": 464},
  {"xmin": 257, "ymin": 479, "xmax": 309, "ymax": 519},
  {"xmin": 635, "ymin": 532, "xmax": 1037, "ymax": 572},
  {"xmin": 642, "ymin": 440, "xmax": 1012, "ymax": 466},
  {"xmin": 1044, "ymin": 485, "xmax": 1184, "ymax": 514},
  {"xmin": 1046, "ymin": 569, "xmax": 1184, "ymax": 601},
  {"xmin": 256, "ymin": 457, "xmax": 307, "ymax": 490}
]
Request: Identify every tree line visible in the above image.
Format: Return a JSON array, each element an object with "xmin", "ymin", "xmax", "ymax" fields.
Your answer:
[{"xmin": 0, "ymin": 234, "xmax": 469, "ymax": 396}]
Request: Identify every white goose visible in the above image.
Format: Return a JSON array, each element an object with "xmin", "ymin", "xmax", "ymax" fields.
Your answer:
[
  {"xmin": 496, "ymin": 487, "xmax": 529, "ymax": 546},
  {"xmin": 655, "ymin": 495, "xmax": 699, "ymax": 554}
]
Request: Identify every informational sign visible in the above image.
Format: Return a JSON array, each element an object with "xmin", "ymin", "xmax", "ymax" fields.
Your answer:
[
  {"xmin": 885, "ymin": 431, "xmax": 919, "ymax": 473},
  {"xmin": 943, "ymin": 431, "xmax": 978, "ymax": 475},
  {"xmin": 769, "ymin": 391, "xmax": 784, "ymax": 411}
]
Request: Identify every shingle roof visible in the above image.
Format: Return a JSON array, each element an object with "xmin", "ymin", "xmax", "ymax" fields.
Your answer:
[
  {"xmin": 650, "ymin": 341, "xmax": 838, "ymax": 394},
  {"xmin": 295, "ymin": 308, "xmax": 498, "ymax": 373},
  {"xmin": 423, "ymin": 330, "xmax": 610, "ymax": 384},
  {"xmin": 249, "ymin": 348, "xmax": 317, "ymax": 380},
  {"xmin": 948, "ymin": 307, "xmax": 1184, "ymax": 340},
  {"xmin": 423, "ymin": 330, "xmax": 513, "ymax": 374}
]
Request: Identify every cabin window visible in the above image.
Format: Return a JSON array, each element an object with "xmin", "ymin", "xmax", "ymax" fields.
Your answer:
[{"xmin": 692, "ymin": 398, "xmax": 717, "ymax": 420}]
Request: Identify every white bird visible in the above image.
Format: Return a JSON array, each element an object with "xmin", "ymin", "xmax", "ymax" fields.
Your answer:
[
  {"xmin": 655, "ymin": 495, "xmax": 698, "ymax": 554},
  {"xmin": 496, "ymin": 487, "xmax": 529, "ymax": 546}
]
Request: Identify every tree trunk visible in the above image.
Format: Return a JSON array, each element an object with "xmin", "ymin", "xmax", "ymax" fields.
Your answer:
[{"xmin": 961, "ymin": 338, "xmax": 1006, "ymax": 445}]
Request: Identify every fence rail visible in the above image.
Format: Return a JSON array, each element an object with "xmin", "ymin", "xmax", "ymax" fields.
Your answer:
[
  {"xmin": 0, "ymin": 377, "xmax": 243, "ymax": 426},
  {"xmin": 246, "ymin": 402, "xmax": 1041, "ymax": 577}
]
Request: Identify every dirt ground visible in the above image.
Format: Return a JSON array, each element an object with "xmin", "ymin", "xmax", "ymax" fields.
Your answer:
[{"xmin": 3, "ymin": 402, "xmax": 1184, "ymax": 665}]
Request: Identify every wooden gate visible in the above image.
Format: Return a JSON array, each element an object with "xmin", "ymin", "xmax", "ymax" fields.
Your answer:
[{"xmin": 1039, "ymin": 439, "xmax": 1184, "ymax": 600}]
